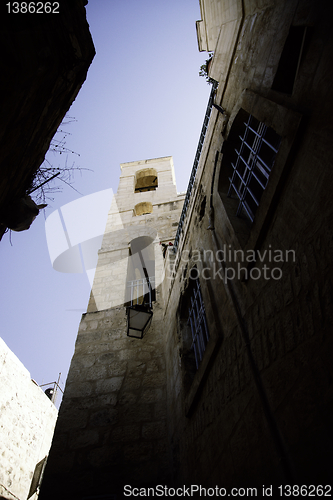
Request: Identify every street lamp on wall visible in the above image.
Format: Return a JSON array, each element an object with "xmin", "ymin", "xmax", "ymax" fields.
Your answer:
[
  {"xmin": 126, "ymin": 247, "xmax": 154, "ymax": 339},
  {"xmin": 126, "ymin": 303, "xmax": 153, "ymax": 339}
]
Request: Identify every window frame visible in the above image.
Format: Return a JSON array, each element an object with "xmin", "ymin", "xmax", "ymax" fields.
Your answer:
[
  {"xmin": 218, "ymin": 90, "xmax": 303, "ymax": 252},
  {"xmin": 227, "ymin": 113, "xmax": 282, "ymax": 223},
  {"xmin": 179, "ymin": 264, "xmax": 223, "ymax": 417},
  {"xmin": 187, "ymin": 276, "xmax": 210, "ymax": 370}
]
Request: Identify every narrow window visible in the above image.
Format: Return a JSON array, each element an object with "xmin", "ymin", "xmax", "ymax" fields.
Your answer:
[
  {"xmin": 179, "ymin": 273, "xmax": 209, "ymax": 392},
  {"xmin": 125, "ymin": 236, "xmax": 156, "ymax": 306},
  {"xmin": 187, "ymin": 275, "xmax": 210, "ymax": 370}
]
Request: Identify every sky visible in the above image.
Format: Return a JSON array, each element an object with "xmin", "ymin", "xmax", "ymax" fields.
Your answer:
[{"xmin": 0, "ymin": 0, "xmax": 210, "ymax": 406}]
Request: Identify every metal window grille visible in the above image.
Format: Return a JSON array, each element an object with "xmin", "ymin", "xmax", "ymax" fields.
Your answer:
[
  {"xmin": 127, "ymin": 277, "xmax": 155, "ymax": 307},
  {"xmin": 188, "ymin": 278, "xmax": 209, "ymax": 369},
  {"xmin": 227, "ymin": 114, "xmax": 281, "ymax": 222}
]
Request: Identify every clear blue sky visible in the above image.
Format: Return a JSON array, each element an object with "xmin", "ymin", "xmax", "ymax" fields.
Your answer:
[{"xmin": 1, "ymin": 0, "xmax": 210, "ymax": 405}]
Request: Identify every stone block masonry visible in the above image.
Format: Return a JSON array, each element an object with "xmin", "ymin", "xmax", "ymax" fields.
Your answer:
[
  {"xmin": 40, "ymin": 156, "xmax": 184, "ymax": 498},
  {"xmin": 40, "ymin": 305, "xmax": 171, "ymax": 499},
  {"xmin": 87, "ymin": 156, "xmax": 185, "ymax": 313},
  {"xmin": 162, "ymin": 0, "xmax": 333, "ymax": 489},
  {"xmin": 0, "ymin": 338, "xmax": 58, "ymax": 500}
]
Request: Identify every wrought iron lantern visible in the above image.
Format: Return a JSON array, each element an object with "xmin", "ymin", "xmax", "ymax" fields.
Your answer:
[
  {"xmin": 126, "ymin": 275, "xmax": 153, "ymax": 339},
  {"xmin": 126, "ymin": 303, "xmax": 153, "ymax": 339}
]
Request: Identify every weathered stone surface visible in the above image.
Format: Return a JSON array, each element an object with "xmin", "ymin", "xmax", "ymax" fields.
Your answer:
[
  {"xmin": 80, "ymin": 364, "xmax": 107, "ymax": 381},
  {"xmin": 95, "ymin": 377, "xmax": 124, "ymax": 394},
  {"xmin": 142, "ymin": 372, "xmax": 165, "ymax": 387},
  {"xmin": 70, "ymin": 355, "xmax": 96, "ymax": 369},
  {"xmin": 69, "ymin": 430, "xmax": 99, "ymax": 450},
  {"xmin": 73, "ymin": 393, "xmax": 118, "ymax": 410},
  {"xmin": 118, "ymin": 392, "xmax": 138, "ymax": 405},
  {"xmin": 65, "ymin": 381, "xmax": 92, "ymax": 398},
  {"xmin": 142, "ymin": 421, "xmax": 166, "ymax": 440},
  {"xmin": 107, "ymin": 361, "xmax": 127, "ymax": 376},
  {"xmin": 122, "ymin": 377, "xmax": 142, "ymax": 391},
  {"xmin": 111, "ymin": 425, "xmax": 141, "ymax": 442},
  {"xmin": 89, "ymin": 409, "xmax": 118, "ymax": 427},
  {"xmin": 127, "ymin": 360, "xmax": 146, "ymax": 375},
  {"xmin": 96, "ymin": 352, "xmax": 117, "ymax": 364},
  {"xmin": 121, "ymin": 404, "xmax": 153, "ymax": 424},
  {"xmin": 57, "ymin": 407, "xmax": 88, "ymax": 431},
  {"xmin": 123, "ymin": 442, "xmax": 153, "ymax": 463},
  {"xmin": 0, "ymin": 339, "xmax": 58, "ymax": 500},
  {"xmin": 87, "ymin": 445, "xmax": 111, "ymax": 467},
  {"xmin": 141, "ymin": 388, "xmax": 165, "ymax": 404}
]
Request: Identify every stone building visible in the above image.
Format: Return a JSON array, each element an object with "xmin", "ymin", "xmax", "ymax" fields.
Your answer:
[
  {"xmin": 41, "ymin": 0, "xmax": 333, "ymax": 497},
  {"xmin": 0, "ymin": 0, "xmax": 95, "ymax": 239},
  {"xmin": 0, "ymin": 338, "xmax": 58, "ymax": 500},
  {"xmin": 164, "ymin": 0, "xmax": 333, "ymax": 489},
  {"xmin": 40, "ymin": 157, "xmax": 186, "ymax": 498}
]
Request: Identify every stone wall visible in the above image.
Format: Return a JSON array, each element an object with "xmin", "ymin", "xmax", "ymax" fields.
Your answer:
[
  {"xmin": 164, "ymin": 0, "xmax": 333, "ymax": 489},
  {"xmin": 40, "ymin": 303, "xmax": 171, "ymax": 498},
  {"xmin": 87, "ymin": 157, "xmax": 185, "ymax": 312},
  {"xmin": 40, "ymin": 158, "xmax": 184, "ymax": 498},
  {"xmin": 0, "ymin": 338, "xmax": 58, "ymax": 500}
]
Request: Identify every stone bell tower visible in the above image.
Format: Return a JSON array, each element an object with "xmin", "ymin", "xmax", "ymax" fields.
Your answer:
[{"xmin": 40, "ymin": 156, "xmax": 185, "ymax": 499}]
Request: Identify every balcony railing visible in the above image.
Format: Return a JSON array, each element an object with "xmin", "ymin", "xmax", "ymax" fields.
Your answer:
[{"xmin": 173, "ymin": 79, "xmax": 218, "ymax": 251}]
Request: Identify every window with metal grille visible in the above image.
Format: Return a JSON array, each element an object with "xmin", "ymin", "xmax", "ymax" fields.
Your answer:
[
  {"xmin": 227, "ymin": 114, "xmax": 281, "ymax": 223},
  {"xmin": 187, "ymin": 277, "xmax": 209, "ymax": 369}
]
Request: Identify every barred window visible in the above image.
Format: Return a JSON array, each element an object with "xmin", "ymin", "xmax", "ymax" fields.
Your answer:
[
  {"xmin": 227, "ymin": 113, "xmax": 281, "ymax": 223},
  {"xmin": 187, "ymin": 277, "xmax": 209, "ymax": 369}
]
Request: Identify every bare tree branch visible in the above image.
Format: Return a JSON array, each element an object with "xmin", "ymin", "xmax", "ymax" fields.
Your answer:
[{"xmin": 28, "ymin": 116, "xmax": 92, "ymax": 203}]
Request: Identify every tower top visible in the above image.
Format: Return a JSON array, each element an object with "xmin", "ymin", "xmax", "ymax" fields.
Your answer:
[
  {"xmin": 120, "ymin": 156, "xmax": 173, "ymax": 171},
  {"xmin": 118, "ymin": 156, "xmax": 177, "ymax": 193}
]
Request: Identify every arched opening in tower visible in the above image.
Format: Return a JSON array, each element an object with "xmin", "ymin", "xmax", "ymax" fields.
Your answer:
[{"xmin": 125, "ymin": 235, "xmax": 156, "ymax": 306}]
